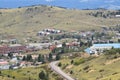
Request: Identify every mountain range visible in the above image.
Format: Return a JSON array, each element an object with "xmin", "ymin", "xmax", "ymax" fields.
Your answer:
[{"xmin": 0, "ymin": 0, "xmax": 120, "ymax": 9}]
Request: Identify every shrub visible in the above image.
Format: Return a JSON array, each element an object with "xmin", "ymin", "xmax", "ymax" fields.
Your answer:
[
  {"xmin": 74, "ymin": 58, "xmax": 85, "ymax": 65},
  {"xmin": 7, "ymin": 75, "xmax": 10, "ymax": 78},
  {"xmin": 112, "ymin": 72, "xmax": 118, "ymax": 75},
  {"xmin": 71, "ymin": 60, "xmax": 74, "ymax": 64},
  {"xmin": 70, "ymin": 70, "xmax": 73, "ymax": 74},
  {"xmin": 83, "ymin": 65, "xmax": 89, "ymax": 70},
  {"xmin": 99, "ymin": 69, "xmax": 104, "ymax": 72},
  {"xmin": 39, "ymin": 71, "xmax": 46, "ymax": 80},
  {"xmin": 13, "ymin": 76, "xmax": 15, "ymax": 79},
  {"xmin": 58, "ymin": 62, "xmax": 62, "ymax": 67}
]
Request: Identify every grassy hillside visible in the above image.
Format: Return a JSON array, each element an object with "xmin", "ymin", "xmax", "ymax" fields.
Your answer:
[
  {"xmin": 60, "ymin": 55, "xmax": 120, "ymax": 80},
  {"xmin": 0, "ymin": 5, "xmax": 119, "ymax": 38},
  {"xmin": 0, "ymin": 64, "xmax": 63, "ymax": 80}
]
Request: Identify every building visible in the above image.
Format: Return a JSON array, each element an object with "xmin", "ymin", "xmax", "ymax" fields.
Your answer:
[
  {"xmin": 37, "ymin": 28, "xmax": 61, "ymax": 36},
  {"xmin": 115, "ymin": 15, "xmax": 120, "ymax": 18},
  {"xmin": 37, "ymin": 31, "xmax": 50, "ymax": 36},
  {"xmin": 0, "ymin": 59, "xmax": 10, "ymax": 70},
  {"xmin": 28, "ymin": 43, "xmax": 52, "ymax": 49},
  {"xmin": 0, "ymin": 44, "xmax": 26, "ymax": 54},
  {"xmin": 85, "ymin": 43, "xmax": 120, "ymax": 54}
]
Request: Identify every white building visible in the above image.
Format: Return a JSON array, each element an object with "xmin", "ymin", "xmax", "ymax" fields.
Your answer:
[
  {"xmin": 115, "ymin": 15, "xmax": 120, "ymax": 18},
  {"xmin": 85, "ymin": 43, "xmax": 120, "ymax": 54},
  {"xmin": 27, "ymin": 43, "xmax": 52, "ymax": 49}
]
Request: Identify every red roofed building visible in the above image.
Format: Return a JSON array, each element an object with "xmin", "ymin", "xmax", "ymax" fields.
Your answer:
[
  {"xmin": 0, "ymin": 59, "xmax": 10, "ymax": 70},
  {"xmin": 0, "ymin": 61, "xmax": 8, "ymax": 65},
  {"xmin": 49, "ymin": 45, "xmax": 56, "ymax": 51},
  {"xmin": 0, "ymin": 44, "xmax": 26, "ymax": 54}
]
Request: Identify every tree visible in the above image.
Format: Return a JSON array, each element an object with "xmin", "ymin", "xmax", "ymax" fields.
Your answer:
[
  {"xmin": 13, "ymin": 76, "xmax": 15, "ymax": 79},
  {"xmin": 38, "ymin": 54, "xmax": 45, "ymax": 64},
  {"xmin": 7, "ymin": 75, "xmax": 10, "ymax": 78},
  {"xmin": 118, "ymin": 39, "xmax": 120, "ymax": 43},
  {"xmin": 8, "ymin": 53, "xmax": 13, "ymax": 59},
  {"xmin": 38, "ymin": 54, "xmax": 42, "ymax": 62},
  {"xmin": 58, "ymin": 62, "xmax": 62, "ymax": 67},
  {"xmin": 71, "ymin": 60, "xmax": 74, "ymax": 64},
  {"xmin": 41, "ymin": 55, "xmax": 45, "ymax": 64},
  {"xmin": 80, "ymin": 41, "xmax": 84, "ymax": 47},
  {"xmin": 39, "ymin": 71, "xmax": 46, "ymax": 80},
  {"xmin": 0, "ymin": 71, "xmax": 1, "ymax": 75},
  {"xmin": 62, "ymin": 42, "xmax": 66, "ymax": 47},
  {"xmin": 88, "ymin": 40, "xmax": 92, "ymax": 47},
  {"xmin": 70, "ymin": 70, "xmax": 73, "ymax": 74},
  {"xmin": 48, "ymin": 53, "xmax": 52, "ymax": 61},
  {"xmin": 56, "ymin": 54, "xmax": 61, "ymax": 60},
  {"xmin": 22, "ymin": 56, "xmax": 26, "ymax": 61},
  {"xmin": 26, "ymin": 54, "xmax": 32, "ymax": 62}
]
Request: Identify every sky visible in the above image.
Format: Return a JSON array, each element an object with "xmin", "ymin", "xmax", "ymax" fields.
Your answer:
[{"xmin": 0, "ymin": 0, "xmax": 120, "ymax": 9}]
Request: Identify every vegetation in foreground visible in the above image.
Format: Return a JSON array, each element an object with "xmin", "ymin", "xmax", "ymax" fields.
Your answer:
[
  {"xmin": 59, "ymin": 49, "xmax": 120, "ymax": 80},
  {"xmin": 0, "ymin": 64, "xmax": 63, "ymax": 80}
]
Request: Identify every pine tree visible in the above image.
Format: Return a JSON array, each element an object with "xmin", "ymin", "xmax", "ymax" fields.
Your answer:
[
  {"xmin": 71, "ymin": 60, "xmax": 74, "ymax": 64},
  {"xmin": 58, "ymin": 62, "xmax": 62, "ymax": 67},
  {"xmin": 39, "ymin": 71, "xmax": 46, "ymax": 80},
  {"xmin": 26, "ymin": 54, "xmax": 32, "ymax": 61},
  {"xmin": 56, "ymin": 54, "xmax": 60, "ymax": 60},
  {"xmin": 41, "ymin": 55, "xmax": 45, "ymax": 64},
  {"xmin": 22, "ymin": 56, "xmax": 26, "ymax": 61},
  {"xmin": 38, "ymin": 54, "xmax": 42, "ymax": 62},
  {"xmin": 48, "ymin": 53, "xmax": 52, "ymax": 61},
  {"xmin": 62, "ymin": 42, "xmax": 66, "ymax": 47},
  {"xmin": 8, "ymin": 53, "xmax": 13, "ymax": 59}
]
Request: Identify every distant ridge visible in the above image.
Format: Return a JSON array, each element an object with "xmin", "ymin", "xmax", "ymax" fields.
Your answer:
[
  {"xmin": 0, "ymin": 5, "xmax": 119, "ymax": 38},
  {"xmin": 0, "ymin": 0, "xmax": 120, "ymax": 10}
]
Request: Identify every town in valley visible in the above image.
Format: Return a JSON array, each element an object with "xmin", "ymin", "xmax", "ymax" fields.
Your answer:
[{"xmin": 0, "ymin": 2, "xmax": 120, "ymax": 80}]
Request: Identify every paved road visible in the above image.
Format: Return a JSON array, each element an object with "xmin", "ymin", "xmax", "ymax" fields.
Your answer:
[{"xmin": 49, "ymin": 61, "xmax": 75, "ymax": 80}]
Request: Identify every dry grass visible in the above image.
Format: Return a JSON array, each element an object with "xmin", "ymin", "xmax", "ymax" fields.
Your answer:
[
  {"xmin": 0, "ymin": 64, "xmax": 57, "ymax": 80},
  {"xmin": 60, "ymin": 55, "xmax": 120, "ymax": 80},
  {"xmin": 0, "ymin": 6, "xmax": 119, "ymax": 39}
]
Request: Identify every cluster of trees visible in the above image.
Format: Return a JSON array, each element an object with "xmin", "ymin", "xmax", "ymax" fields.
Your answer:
[
  {"xmin": 8, "ymin": 53, "xmax": 13, "ymax": 59},
  {"xmin": 104, "ymin": 48, "xmax": 120, "ymax": 59},
  {"xmin": 22, "ymin": 54, "xmax": 46, "ymax": 63},
  {"xmin": 22, "ymin": 54, "xmax": 33, "ymax": 62},
  {"xmin": 105, "ymin": 48, "xmax": 120, "ymax": 55},
  {"xmin": 88, "ymin": 10, "xmax": 120, "ymax": 18},
  {"xmin": 22, "ymin": 53, "xmax": 61, "ymax": 63},
  {"xmin": 37, "ymin": 54, "xmax": 45, "ymax": 63},
  {"xmin": 50, "ymin": 33, "xmax": 81, "ymax": 40}
]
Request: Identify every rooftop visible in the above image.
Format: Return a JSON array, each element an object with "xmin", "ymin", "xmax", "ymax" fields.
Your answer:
[
  {"xmin": 85, "ymin": 43, "xmax": 120, "ymax": 54},
  {"xmin": 93, "ymin": 43, "xmax": 120, "ymax": 48}
]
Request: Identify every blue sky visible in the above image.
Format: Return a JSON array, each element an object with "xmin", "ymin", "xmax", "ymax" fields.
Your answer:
[{"xmin": 0, "ymin": 0, "xmax": 120, "ymax": 9}]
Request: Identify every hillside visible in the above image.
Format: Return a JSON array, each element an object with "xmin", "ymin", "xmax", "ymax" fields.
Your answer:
[
  {"xmin": 0, "ymin": 64, "xmax": 62, "ymax": 80},
  {"xmin": 0, "ymin": 5, "xmax": 120, "ymax": 38},
  {"xmin": 60, "ymin": 54, "xmax": 120, "ymax": 80}
]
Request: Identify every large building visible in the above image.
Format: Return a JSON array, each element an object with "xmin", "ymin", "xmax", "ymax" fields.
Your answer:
[
  {"xmin": 85, "ymin": 43, "xmax": 120, "ymax": 54},
  {"xmin": 0, "ymin": 59, "xmax": 10, "ymax": 70},
  {"xmin": 0, "ymin": 44, "xmax": 26, "ymax": 54}
]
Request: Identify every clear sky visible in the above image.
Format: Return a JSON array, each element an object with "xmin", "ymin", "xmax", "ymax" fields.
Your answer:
[{"xmin": 0, "ymin": 0, "xmax": 120, "ymax": 9}]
